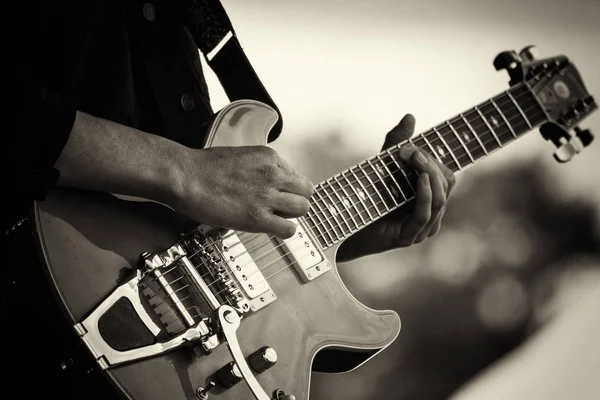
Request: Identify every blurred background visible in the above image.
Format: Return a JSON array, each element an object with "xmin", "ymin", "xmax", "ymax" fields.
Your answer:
[{"xmin": 206, "ymin": 1, "xmax": 600, "ymax": 399}]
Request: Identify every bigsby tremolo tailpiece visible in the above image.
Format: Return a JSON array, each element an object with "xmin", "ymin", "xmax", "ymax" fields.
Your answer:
[{"xmin": 72, "ymin": 226, "xmax": 288, "ymax": 399}]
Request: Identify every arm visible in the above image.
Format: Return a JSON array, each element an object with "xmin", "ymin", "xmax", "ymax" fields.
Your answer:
[
  {"xmin": 17, "ymin": 93, "xmax": 314, "ymax": 239},
  {"xmin": 54, "ymin": 110, "xmax": 185, "ymax": 209}
]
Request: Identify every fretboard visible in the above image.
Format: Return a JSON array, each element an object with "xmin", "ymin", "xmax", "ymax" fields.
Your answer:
[{"xmin": 303, "ymin": 82, "xmax": 549, "ymax": 249}]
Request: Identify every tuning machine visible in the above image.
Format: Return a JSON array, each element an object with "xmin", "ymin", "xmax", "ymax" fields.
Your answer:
[
  {"xmin": 540, "ymin": 121, "xmax": 594, "ymax": 163},
  {"xmin": 494, "ymin": 49, "xmax": 524, "ymax": 85}
]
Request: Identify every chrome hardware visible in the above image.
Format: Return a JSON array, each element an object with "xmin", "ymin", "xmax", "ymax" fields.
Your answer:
[
  {"xmin": 191, "ymin": 226, "xmax": 277, "ymax": 313},
  {"xmin": 273, "ymin": 389, "xmax": 296, "ymax": 400},
  {"xmin": 248, "ymin": 346, "xmax": 277, "ymax": 373},
  {"xmin": 196, "ymin": 381, "xmax": 216, "ymax": 400},
  {"xmin": 74, "ymin": 225, "xmax": 279, "ymax": 370},
  {"xmin": 281, "ymin": 219, "xmax": 330, "ymax": 283},
  {"xmin": 218, "ymin": 305, "xmax": 271, "ymax": 400},
  {"xmin": 73, "ymin": 272, "xmax": 212, "ymax": 369}
]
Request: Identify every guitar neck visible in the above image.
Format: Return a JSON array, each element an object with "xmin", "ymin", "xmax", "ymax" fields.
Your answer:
[{"xmin": 304, "ymin": 82, "xmax": 550, "ymax": 249}]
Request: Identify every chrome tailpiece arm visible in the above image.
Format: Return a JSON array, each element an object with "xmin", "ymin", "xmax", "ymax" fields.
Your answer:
[
  {"xmin": 73, "ymin": 270, "xmax": 213, "ymax": 369},
  {"xmin": 217, "ymin": 305, "xmax": 271, "ymax": 400}
]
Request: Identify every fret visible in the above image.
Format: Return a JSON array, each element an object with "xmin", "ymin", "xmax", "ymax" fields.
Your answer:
[
  {"xmin": 413, "ymin": 135, "xmax": 443, "ymax": 164},
  {"xmin": 475, "ymin": 106, "xmax": 503, "ymax": 147},
  {"xmin": 433, "ymin": 126, "xmax": 462, "ymax": 171},
  {"xmin": 307, "ymin": 202, "xmax": 334, "ymax": 246},
  {"xmin": 459, "ymin": 113, "xmax": 488, "ymax": 155},
  {"xmin": 343, "ymin": 170, "xmax": 375, "ymax": 222},
  {"xmin": 367, "ymin": 159, "xmax": 399, "ymax": 209},
  {"xmin": 314, "ymin": 186, "xmax": 346, "ymax": 239},
  {"xmin": 506, "ymin": 90, "xmax": 532, "ymax": 129},
  {"xmin": 446, "ymin": 120, "xmax": 475, "ymax": 163},
  {"xmin": 377, "ymin": 153, "xmax": 408, "ymax": 203},
  {"xmin": 311, "ymin": 189, "xmax": 341, "ymax": 242},
  {"xmin": 385, "ymin": 148, "xmax": 417, "ymax": 197},
  {"xmin": 491, "ymin": 98, "xmax": 517, "ymax": 138},
  {"xmin": 322, "ymin": 178, "xmax": 358, "ymax": 233},
  {"xmin": 332, "ymin": 174, "xmax": 365, "ymax": 227},
  {"xmin": 356, "ymin": 164, "xmax": 387, "ymax": 215}
]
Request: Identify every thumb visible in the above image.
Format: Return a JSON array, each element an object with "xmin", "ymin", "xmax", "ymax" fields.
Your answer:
[{"xmin": 382, "ymin": 114, "xmax": 416, "ymax": 150}]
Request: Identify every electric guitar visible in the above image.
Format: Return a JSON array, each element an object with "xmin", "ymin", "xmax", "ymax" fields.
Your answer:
[{"xmin": 28, "ymin": 46, "xmax": 596, "ymax": 400}]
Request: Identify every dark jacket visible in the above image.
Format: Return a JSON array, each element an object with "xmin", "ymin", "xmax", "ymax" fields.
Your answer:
[{"xmin": 11, "ymin": 0, "xmax": 218, "ymax": 201}]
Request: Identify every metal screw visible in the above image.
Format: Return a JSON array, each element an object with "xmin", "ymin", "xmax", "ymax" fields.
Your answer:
[
  {"xmin": 260, "ymin": 297, "xmax": 265, "ymax": 302},
  {"xmin": 316, "ymin": 266, "xmax": 320, "ymax": 271},
  {"xmin": 307, "ymin": 273, "xmax": 311, "ymax": 279},
  {"xmin": 223, "ymin": 311, "xmax": 235, "ymax": 324}
]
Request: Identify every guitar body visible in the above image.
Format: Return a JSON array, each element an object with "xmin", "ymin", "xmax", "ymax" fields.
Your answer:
[{"xmin": 33, "ymin": 100, "xmax": 401, "ymax": 400}]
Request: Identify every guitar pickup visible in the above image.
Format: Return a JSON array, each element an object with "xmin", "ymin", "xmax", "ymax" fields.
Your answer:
[{"xmin": 280, "ymin": 218, "xmax": 330, "ymax": 283}]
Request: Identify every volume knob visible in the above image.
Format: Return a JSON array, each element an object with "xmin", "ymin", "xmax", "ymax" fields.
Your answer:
[
  {"xmin": 216, "ymin": 362, "xmax": 243, "ymax": 388},
  {"xmin": 248, "ymin": 346, "xmax": 277, "ymax": 373}
]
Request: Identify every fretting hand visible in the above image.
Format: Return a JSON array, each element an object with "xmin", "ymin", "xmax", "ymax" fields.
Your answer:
[{"xmin": 337, "ymin": 114, "xmax": 455, "ymax": 262}]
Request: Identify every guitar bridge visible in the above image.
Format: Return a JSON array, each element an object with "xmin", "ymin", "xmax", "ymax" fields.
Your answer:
[{"xmin": 73, "ymin": 226, "xmax": 276, "ymax": 369}]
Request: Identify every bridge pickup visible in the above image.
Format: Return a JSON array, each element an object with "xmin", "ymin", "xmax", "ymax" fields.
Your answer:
[
  {"xmin": 220, "ymin": 232, "xmax": 270, "ymax": 299},
  {"xmin": 193, "ymin": 226, "xmax": 276, "ymax": 313},
  {"xmin": 281, "ymin": 218, "xmax": 330, "ymax": 283}
]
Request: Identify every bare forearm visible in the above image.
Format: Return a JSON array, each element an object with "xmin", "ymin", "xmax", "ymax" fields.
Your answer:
[{"xmin": 54, "ymin": 111, "xmax": 185, "ymax": 205}]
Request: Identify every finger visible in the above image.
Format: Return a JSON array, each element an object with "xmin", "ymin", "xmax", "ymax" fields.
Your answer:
[
  {"xmin": 382, "ymin": 114, "xmax": 416, "ymax": 150},
  {"xmin": 270, "ymin": 192, "xmax": 310, "ymax": 218},
  {"xmin": 280, "ymin": 173, "xmax": 315, "ymax": 198},
  {"xmin": 262, "ymin": 214, "xmax": 299, "ymax": 239},
  {"xmin": 427, "ymin": 207, "xmax": 446, "ymax": 238},
  {"xmin": 413, "ymin": 168, "xmax": 445, "ymax": 243},
  {"xmin": 397, "ymin": 173, "xmax": 431, "ymax": 246},
  {"xmin": 440, "ymin": 165, "xmax": 456, "ymax": 196},
  {"xmin": 420, "ymin": 151, "xmax": 455, "ymax": 196},
  {"xmin": 400, "ymin": 146, "xmax": 449, "ymax": 197}
]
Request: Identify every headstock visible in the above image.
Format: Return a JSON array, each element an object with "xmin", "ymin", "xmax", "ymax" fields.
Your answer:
[{"xmin": 494, "ymin": 45, "xmax": 597, "ymax": 162}]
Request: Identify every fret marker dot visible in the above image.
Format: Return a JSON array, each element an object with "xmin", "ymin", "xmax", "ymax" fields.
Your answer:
[
  {"xmin": 328, "ymin": 205, "xmax": 337, "ymax": 215},
  {"xmin": 436, "ymin": 145, "xmax": 446, "ymax": 158},
  {"xmin": 391, "ymin": 186, "xmax": 400, "ymax": 200},
  {"xmin": 491, "ymin": 117, "xmax": 499, "ymax": 127},
  {"xmin": 463, "ymin": 132, "xmax": 471, "ymax": 142},
  {"xmin": 359, "ymin": 190, "xmax": 366, "ymax": 200},
  {"xmin": 343, "ymin": 198, "xmax": 351, "ymax": 207}
]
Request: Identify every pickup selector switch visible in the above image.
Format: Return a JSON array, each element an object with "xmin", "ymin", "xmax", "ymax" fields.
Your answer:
[{"xmin": 248, "ymin": 346, "xmax": 277, "ymax": 373}]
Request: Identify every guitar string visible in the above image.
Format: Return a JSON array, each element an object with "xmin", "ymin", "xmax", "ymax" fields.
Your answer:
[
  {"xmin": 200, "ymin": 93, "xmax": 542, "ymax": 270},
  {"xmin": 185, "ymin": 86, "xmax": 539, "ymax": 267},
  {"xmin": 146, "ymin": 85, "xmax": 548, "ymax": 314},
  {"xmin": 210, "ymin": 102, "xmax": 545, "ymax": 299},
  {"xmin": 146, "ymin": 90, "xmax": 543, "ymax": 308},
  {"xmin": 147, "ymin": 95, "xmax": 542, "ymax": 313},
  {"xmin": 158, "ymin": 100, "xmax": 545, "ymax": 312}
]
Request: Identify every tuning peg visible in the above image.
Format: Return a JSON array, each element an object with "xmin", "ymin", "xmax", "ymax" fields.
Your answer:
[
  {"xmin": 574, "ymin": 126, "xmax": 594, "ymax": 147},
  {"xmin": 553, "ymin": 141, "xmax": 577, "ymax": 163},
  {"xmin": 493, "ymin": 50, "xmax": 521, "ymax": 71},
  {"xmin": 519, "ymin": 45, "xmax": 538, "ymax": 62}
]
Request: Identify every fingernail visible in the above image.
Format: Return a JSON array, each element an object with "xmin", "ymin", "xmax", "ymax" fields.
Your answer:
[{"xmin": 416, "ymin": 152, "xmax": 428, "ymax": 164}]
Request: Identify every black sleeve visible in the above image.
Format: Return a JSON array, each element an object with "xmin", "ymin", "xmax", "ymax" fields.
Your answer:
[{"xmin": 9, "ymin": 73, "xmax": 77, "ymax": 201}]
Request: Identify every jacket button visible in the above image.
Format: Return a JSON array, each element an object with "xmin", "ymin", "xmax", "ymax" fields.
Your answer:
[
  {"xmin": 181, "ymin": 93, "xmax": 196, "ymax": 112},
  {"xmin": 142, "ymin": 3, "xmax": 156, "ymax": 21}
]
